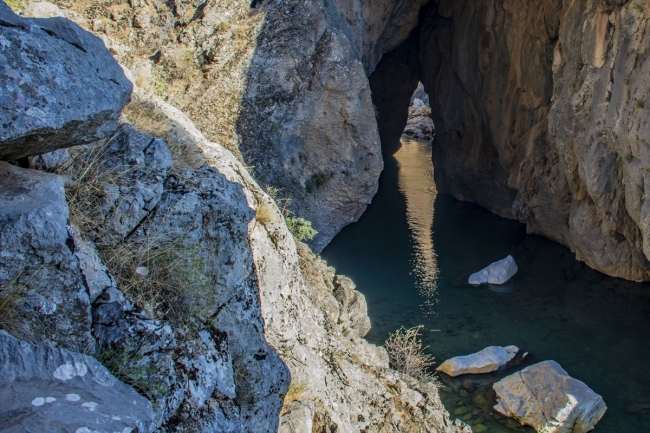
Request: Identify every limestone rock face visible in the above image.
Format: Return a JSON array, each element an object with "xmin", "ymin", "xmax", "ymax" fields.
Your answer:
[
  {"xmin": 437, "ymin": 345, "xmax": 519, "ymax": 377},
  {"xmin": 414, "ymin": 0, "xmax": 650, "ymax": 281},
  {"xmin": 124, "ymin": 93, "xmax": 470, "ymax": 433},
  {"xmin": 45, "ymin": 0, "xmax": 426, "ymax": 252},
  {"xmin": 0, "ymin": 331, "xmax": 154, "ymax": 433},
  {"xmin": 0, "ymin": 162, "xmax": 94, "ymax": 352},
  {"xmin": 0, "ymin": 2, "xmax": 131, "ymax": 160},
  {"xmin": 332, "ymin": 275, "xmax": 372, "ymax": 338},
  {"xmin": 468, "ymin": 255, "xmax": 518, "ymax": 285},
  {"xmin": 60, "ymin": 109, "xmax": 288, "ymax": 431},
  {"xmin": 493, "ymin": 360, "xmax": 607, "ymax": 433}
]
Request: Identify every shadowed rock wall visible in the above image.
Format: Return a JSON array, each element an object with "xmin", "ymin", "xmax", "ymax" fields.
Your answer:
[{"xmin": 372, "ymin": 0, "xmax": 650, "ymax": 282}]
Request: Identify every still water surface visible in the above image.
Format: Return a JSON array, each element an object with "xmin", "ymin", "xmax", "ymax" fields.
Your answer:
[{"xmin": 322, "ymin": 139, "xmax": 650, "ymax": 432}]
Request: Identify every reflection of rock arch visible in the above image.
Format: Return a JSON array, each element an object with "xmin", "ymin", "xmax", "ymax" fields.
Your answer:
[{"xmin": 394, "ymin": 139, "xmax": 439, "ymax": 314}]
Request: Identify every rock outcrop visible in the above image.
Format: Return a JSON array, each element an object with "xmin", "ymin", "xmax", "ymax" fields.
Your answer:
[
  {"xmin": 34, "ymin": 0, "xmax": 428, "ymax": 252},
  {"xmin": 0, "ymin": 331, "xmax": 154, "ymax": 433},
  {"xmin": 123, "ymin": 92, "xmax": 470, "ymax": 433},
  {"xmin": 468, "ymin": 255, "xmax": 518, "ymax": 285},
  {"xmin": 0, "ymin": 162, "xmax": 94, "ymax": 353},
  {"xmin": 437, "ymin": 345, "xmax": 519, "ymax": 377},
  {"xmin": 493, "ymin": 360, "xmax": 607, "ymax": 432},
  {"xmin": 0, "ymin": 2, "xmax": 131, "ymax": 160}
]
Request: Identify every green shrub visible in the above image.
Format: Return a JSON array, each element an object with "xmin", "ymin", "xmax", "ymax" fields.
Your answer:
[
  {"xmin": 152, "ymin": 65, "xmax": 168, "ymax": 97},
  {"xmin": 285, "ymin": 217, "xmax": 318, "ymax": 241},
  {"xmin": 305, "ymin": 172, "xmax": 330, "ymax": 193},
  {"xmin": 6, "ymin": 0, "xmax": 27, "ymax": 11}
]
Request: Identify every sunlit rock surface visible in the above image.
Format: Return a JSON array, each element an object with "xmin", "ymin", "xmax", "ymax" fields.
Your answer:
[
  {"xmin": 493, "ymin": 360, "xmax": 607, "ymax": 433},
  {"xmin": 468, "ymin": 255, "xmax": 518, "ymax": 285},
  {"xmin": 437, "ymin": 345, "xmax": 519, "ymax": 377}
]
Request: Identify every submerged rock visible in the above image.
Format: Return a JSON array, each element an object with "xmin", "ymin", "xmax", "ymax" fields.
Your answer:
[
  {"xmin": 468, "ymin": 255, "xmax": 518, "ymax": 285},
  {"xmin": 0, "ymin": 331, "xmax": 154, "ymax": 433},
  {"xmin": 493, "ymin": 360, "xmax": 607, "ymax": 433},
  {"xmin": 437, "ymin": 345, "xmax": 519, "ymax": 377},
  {"xmin": 0, "ymin": 2, "xmax": 131, "ymax": 160}
]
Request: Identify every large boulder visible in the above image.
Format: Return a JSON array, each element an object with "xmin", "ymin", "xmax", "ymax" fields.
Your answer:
[
  {"xmin": 0, "ymin": 331, "xmax": 153, "ymax": 433},
  {"xmin": 437, "ymin": 345, "xmax": 519, "ymax": 377},
  {"xmin": 493, "ymin": 360, "xmax": 607, "ymax": 433},
  {"xmin": 468, "ymin": 255, "xmax": 518, "ymax": 285},
  {"xmin": 0, "ymin": 1, "xmax": 131, "ymax": 160},
  {"xmin": 0, "ymin": 161, "xmax": 94, "ymax": 352}
]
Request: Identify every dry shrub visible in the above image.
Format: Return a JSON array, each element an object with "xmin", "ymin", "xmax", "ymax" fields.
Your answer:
[{"xmin": 385, "ymin": 325, "xmax": 436, "ymax": 381}]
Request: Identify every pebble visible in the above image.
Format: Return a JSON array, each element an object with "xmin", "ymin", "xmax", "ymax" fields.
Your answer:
[
  {"xmin": 453, "ymin": 407, "xmax": 469, "ymax": 415},
  {"xmin": 472, "ymin": 393, "xmax": 488, "ymax": 406},
  {"xmin": 472, "ymin": 424, "xmax": 488, "ymax": 433}
]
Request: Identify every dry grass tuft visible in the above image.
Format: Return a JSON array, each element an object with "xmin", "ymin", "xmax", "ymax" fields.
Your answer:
[
  {"xmin": 58, "ymin": 133, "xmax": 210, "ymax": 323},
  {"xmin": 281, "ymin": 381, "xmax": 309, "ymax": 415},
  {"xmin": 101, "ymin": 235, "xmax": 211, "ymax": 321},
  {"xmin": 122, "ymin": 100, "xmax": 207, "ymax": 173},
  {"xmin": 385, "ymin": 325, "xmax": 436, "ymax": 382},
  {"xmin": 61, "ymin": 140, "xmax": 131, "ymax": 245},
  {"xmin": 255, "ymin": 202, "xmax": 275, "ymax": 225},
  {"xmin": 0, "ymin": 272, "xmax": 31, "ymax": 342}
]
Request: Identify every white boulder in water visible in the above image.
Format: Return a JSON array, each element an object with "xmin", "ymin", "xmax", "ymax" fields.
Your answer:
[
  {"xmin": 436, "ymin": 345, "xmax": 519, "ymax": 377},
  {"xmin": 468, "ymin": 255, "xmax": 518, "ymax": 285},
  {"xmin": 493, "ymin": 360, "xmax": 607, "ymax": 433}
]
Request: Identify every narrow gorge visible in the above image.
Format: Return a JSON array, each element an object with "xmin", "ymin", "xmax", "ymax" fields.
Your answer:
[{"xmin": 1, "ymin": 0, "xmax": 649, "ymax": 432}]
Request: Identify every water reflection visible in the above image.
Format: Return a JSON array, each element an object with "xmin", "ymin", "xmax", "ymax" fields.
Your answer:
[{"xmin": 394, "ymin": 138, "xmax": 440, "ymax": 314}]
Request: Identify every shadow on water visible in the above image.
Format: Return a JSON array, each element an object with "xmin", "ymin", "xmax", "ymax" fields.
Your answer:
[{"xmin": 322, "ymin": 139, "xmax": 650, "ymax": 432}]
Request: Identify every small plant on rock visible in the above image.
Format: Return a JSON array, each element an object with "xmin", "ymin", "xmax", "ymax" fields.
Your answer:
[
  {"xmin": 285, "ymin": 216, "xmax": 318, "ymax": 242},
  {"xmin": 385, "ymin": 325, "xmax": 436, "ymax": 381}
]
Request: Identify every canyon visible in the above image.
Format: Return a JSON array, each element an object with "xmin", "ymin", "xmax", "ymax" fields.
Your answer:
[{"xmin": 1, "ymin": 0, "xmax": 650, "ymax": 431}]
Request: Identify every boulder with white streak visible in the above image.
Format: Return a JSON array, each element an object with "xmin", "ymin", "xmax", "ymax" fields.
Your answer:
[
  {"xmin": 469, "ymin": 255, "xmax": 518, "ymax": 285},
  {"xmin": 437, "ymin": 345, "xmax": 519, "ymax": 377},
  {"xmin": 493, "ymin": 360, "xmax": 607, "ymax": 433}
]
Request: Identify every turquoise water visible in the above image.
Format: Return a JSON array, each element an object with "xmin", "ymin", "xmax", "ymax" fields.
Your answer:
[{"xmin": 321, "ymin": 140, "xmax": 650, "ymax": 432}]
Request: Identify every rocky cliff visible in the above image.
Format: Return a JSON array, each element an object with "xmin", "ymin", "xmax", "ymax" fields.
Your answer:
[
  {"xmin": 370, "ymin": 0, "xmax": 650, "ymax": 282},
  {"xmin": 36, "ymin": 0, "xmax": 429, "ymax": 252},
  {"xmin": 0, "ymin": 3, "xmax": 468, "ymax": 431}
]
